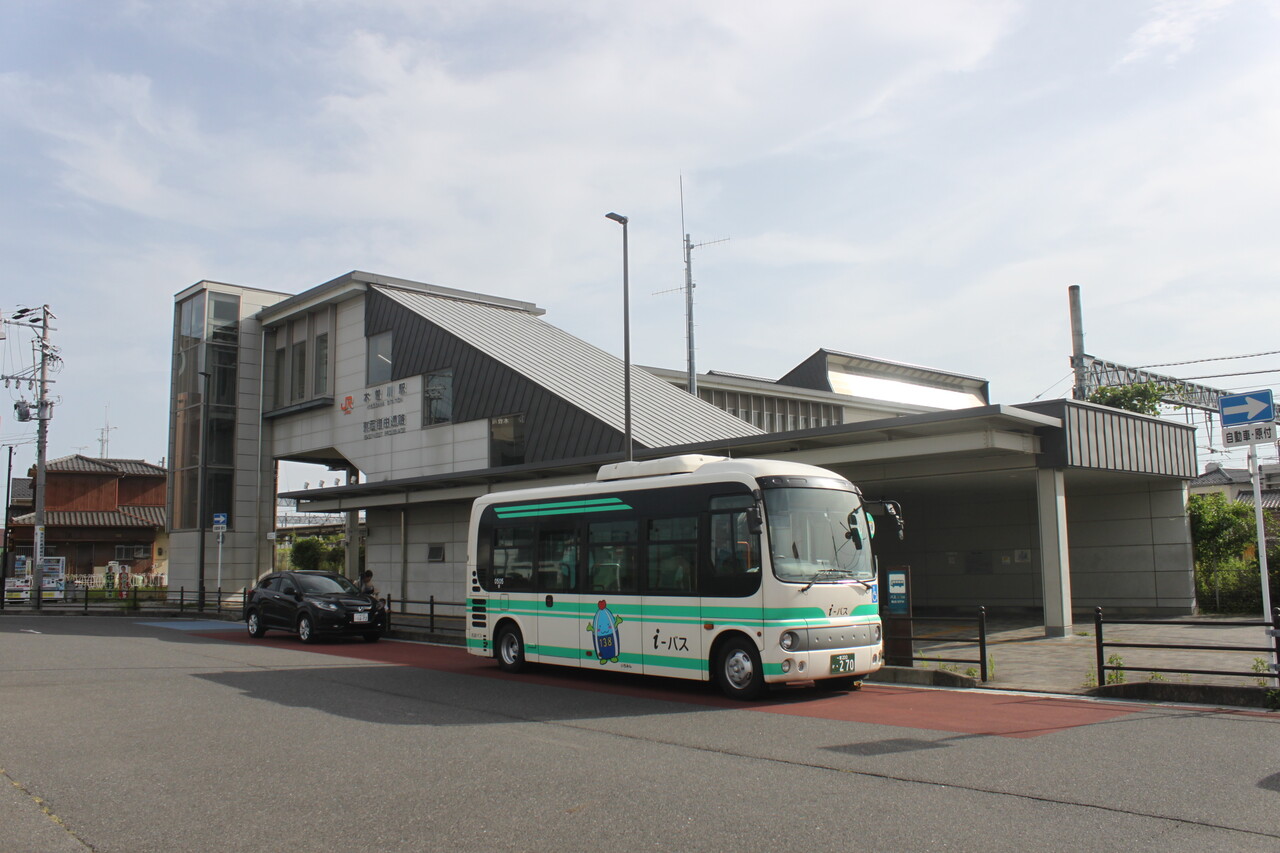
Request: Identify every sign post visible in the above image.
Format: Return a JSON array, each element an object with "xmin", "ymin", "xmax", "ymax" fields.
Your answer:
[
  {"xmin": 212, "ymin": 513, "xmax": 228, "ymax": 594},
  {"xmin": 1218, "ymin": 390, "xmax": 1277, "ymax": 673}
]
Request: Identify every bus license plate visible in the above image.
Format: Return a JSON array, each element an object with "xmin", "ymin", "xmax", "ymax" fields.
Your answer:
[
  {"xmin": 353, "ymin": 612, "xmax": 369, "ymax": 623},
  {"xmin": 830, "ymin": 653, "xmax": 856, "ymax": 674}
]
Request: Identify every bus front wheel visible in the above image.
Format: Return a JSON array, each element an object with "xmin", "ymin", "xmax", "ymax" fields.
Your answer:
[
  {"xmin": 496, "ymin": 624, "xmax": 526, "ymax": 673},
  {"xmin": 715, "ymin": 637, "xmax": 766, "ymax": 700}
]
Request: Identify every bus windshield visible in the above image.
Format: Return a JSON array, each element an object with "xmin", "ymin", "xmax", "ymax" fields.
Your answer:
[{"xmin": 763, "ymin": 486, "xmax": 875, "ymax": 583}]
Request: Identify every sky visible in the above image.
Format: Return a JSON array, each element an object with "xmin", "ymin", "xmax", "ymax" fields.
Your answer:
[{"xmin": 2, "ymin": 0, "xmax": 1279, "ymax": 490}]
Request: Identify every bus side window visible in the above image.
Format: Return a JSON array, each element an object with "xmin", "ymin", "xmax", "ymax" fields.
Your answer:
[
  {"xmin": 588, "ymin": 519, "xmax": 637, "ymax": 593},
  {"xmin": 646, "ymin": 516, "xmax": 697, "ymax": 594},
  {"xmin": 704, "ymin": 510, "xmax": 761, "ymax": 597},
  {"xmin": 536, "ymin": 526, "xmax": 578, "ymax": 592},
  {"xmin": 491, "ymin": 526, "xmax": 535, "ymax": 592}
]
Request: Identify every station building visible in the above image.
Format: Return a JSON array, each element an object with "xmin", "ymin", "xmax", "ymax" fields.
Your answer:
[{"xmin": 167, "ymin": 271, "xmax": 1198, "ymax": 635}]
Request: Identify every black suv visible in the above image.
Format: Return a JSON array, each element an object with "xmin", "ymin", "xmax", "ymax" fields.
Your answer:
[{"xmin": 245, "ymin": 571, "xmax": 386, "ymax": 643}]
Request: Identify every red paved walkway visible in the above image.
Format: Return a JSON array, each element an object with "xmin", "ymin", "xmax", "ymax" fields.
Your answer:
[{"xmin": 202, "ymin": 632, "xmax": 1149, "ymax": 738}]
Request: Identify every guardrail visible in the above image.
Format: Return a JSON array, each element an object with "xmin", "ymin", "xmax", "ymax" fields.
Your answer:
[
  {"xmin": 883, "ymin": 607, "xmax": 989, "ymax": 681},
  {"xmin": 383, "ymin": 595, "xmax": 467, "ymax": 638},
  {"xmin": 1094, "ymin": 606, "xmax": 1280, "ymax": 686},
  {"xmin": 1, "ymin": 586, "xmax": 248, "ymax": 614}
]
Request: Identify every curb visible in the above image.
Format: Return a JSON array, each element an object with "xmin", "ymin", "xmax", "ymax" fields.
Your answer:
[
  {"xmin": 866, "ymin": 665, "xmax": 978, "ymax": 689},
  {"xmin": 1092, "ymin": 681, "xmax": 1278, "ymax": 709}
]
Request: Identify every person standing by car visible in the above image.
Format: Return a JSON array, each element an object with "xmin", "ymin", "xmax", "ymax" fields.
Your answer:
[{"xmin": 358, "ymin": 570, "xmax": 379, "ymax": 598}]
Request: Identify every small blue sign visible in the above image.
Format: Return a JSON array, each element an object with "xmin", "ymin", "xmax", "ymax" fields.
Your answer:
[
  {"xmin": 212, "ymin": 512, "xmax": 228, "ymax": 525},
  {"xmin": 1219, "ymin": 390, "xmax": 1274, "ymax": 427}
]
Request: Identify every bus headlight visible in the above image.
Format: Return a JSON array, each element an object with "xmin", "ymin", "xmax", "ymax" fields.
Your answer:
[
  {"xmin": 872, "ymin": 624, "xmax": 882, "ymax": 644},
  {"xmin": 780, "ymin": 631, "xmax": 799, "ymax": 651}
]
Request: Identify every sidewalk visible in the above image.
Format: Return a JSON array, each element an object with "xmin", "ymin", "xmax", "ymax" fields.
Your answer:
[{"xmin": 892, "ymin": 614, "xmax": 1279, "ymax": 703}]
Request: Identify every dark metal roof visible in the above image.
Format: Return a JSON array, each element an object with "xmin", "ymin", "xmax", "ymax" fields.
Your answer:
[
  {"xmin": 43, "ymin": 455, "xmax": 167, "ymax": 476},
  {"xmin": 375, "ymin": 283, "xmax": 763, "ymax": 448},
  {"xmin": 9, "ymin": 505, "xmax": 167, "ymax": 528},
  {"xmin": 1237, "ymin": 490, "xmax": 1280, "ymax": 510},
  {"xmin": 1190, "ymin": 466, "xmax": 1250, "ymax": 487}
]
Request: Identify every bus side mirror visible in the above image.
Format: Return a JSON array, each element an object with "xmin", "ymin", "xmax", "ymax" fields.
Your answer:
[
  {"xmin": 883, "ymin": 502, "xmax": 904, "ymax": 541},
  {"xmin": 746, "ymin": 507, "xmax": 763, "ymax": 535}
]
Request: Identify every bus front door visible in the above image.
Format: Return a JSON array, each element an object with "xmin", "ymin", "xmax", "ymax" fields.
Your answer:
[{"xmin": 534, "ymin": 524, "xmax": 583, "ymax": 668}]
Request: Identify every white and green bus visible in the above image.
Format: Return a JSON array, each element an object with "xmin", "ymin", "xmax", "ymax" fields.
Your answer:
[{"xmin": 464, "ymin": 455, "xmax": 901, "ymax": 699}]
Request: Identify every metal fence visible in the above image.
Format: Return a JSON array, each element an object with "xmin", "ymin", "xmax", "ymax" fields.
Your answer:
[
  {"xmin": 1094, "ymin": 606, "xmax": 1280, "ymax": 686},
  {"xmin": 883, "ymin": 607, "xmax": 989, "ymax": 681},
  {"xmin": 383, "ymin": 595, "xmax": 467, "ymax": 639},
  {"xmin": 1, "ymin": 586, "xmax": 248, "ymax": 614},
  {"xmin": 1, "ymin": 585, "xmax": 467, "ymax": 638}
]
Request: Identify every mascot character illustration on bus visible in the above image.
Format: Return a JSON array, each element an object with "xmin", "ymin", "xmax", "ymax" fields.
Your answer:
[{"xmin": 587, "ymin": 600, "xmax": 624, "ymax": 665}]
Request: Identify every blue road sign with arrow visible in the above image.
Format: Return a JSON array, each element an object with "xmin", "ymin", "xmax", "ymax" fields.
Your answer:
[{"xmin": 1219, "ymin": 390, "xmax": 1274, "ymax": 427}]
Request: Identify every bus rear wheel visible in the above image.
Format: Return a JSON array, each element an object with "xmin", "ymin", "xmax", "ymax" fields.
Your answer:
[
  {"xmin": 496, "ymin": 624, "xmax": 526, "ymax": 673},
  {"xmin": 715, "ymin": 637, "xmax": 766, "ymax": 700}
]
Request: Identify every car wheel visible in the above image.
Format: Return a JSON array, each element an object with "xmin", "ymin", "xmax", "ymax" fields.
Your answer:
[
  {"xmin": 814, "ymin": 675, "xmax": 860, "ymax": 692},
  {"xmin": 246, "ymin": 610, "xmax": 267, "ymax": 638},
  {"xmin": 363, "ymin": 632, "xmax": 381, "ymax": 643},
  {"xmin": 496, "ymin": 623, "xmax": 526, "ymax": 673},
  {"xmin": 297, "ymin": 613, "xmax": 317, "ymax": 644},
  {"xmin": 715, "ymin": 636, "xmax": 766, "ymax": 700}
]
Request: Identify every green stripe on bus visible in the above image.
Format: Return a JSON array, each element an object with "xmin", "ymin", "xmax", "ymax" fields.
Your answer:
[
  {"xmin": 640, "ymin": 655, "xmax": 707, "ymax": 673},
  {"xmin": 494, "ymin": 498, "xmax": 633, "ymax": 518}
]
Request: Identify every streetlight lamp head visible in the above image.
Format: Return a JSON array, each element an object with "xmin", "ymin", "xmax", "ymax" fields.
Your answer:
[{"xmin": 605, "ymin": 212, "xmax": 628, "ymax": 225}]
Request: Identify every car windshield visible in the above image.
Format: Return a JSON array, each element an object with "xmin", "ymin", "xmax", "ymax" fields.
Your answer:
[
  {"xmin": 295, "ymin": 574, "xmax": 359, "ymax": 595},
  {"xmin": 763, "ymin": 486, "xmax": 875, "ymax": 582}
]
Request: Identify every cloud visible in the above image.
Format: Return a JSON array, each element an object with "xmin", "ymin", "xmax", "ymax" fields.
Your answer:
[{"xmin": 1120, "ymin": 0, "xmax": 1236, "ymax": 65}]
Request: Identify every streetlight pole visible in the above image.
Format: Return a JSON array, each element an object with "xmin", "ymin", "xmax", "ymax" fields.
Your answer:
[
  {"xmin": 605, "ymin": 212, "xmax": 632, "ymax": 461},
  {"xmin": 196, "ymin": 369, "xmax": 211, "ymax": 611}
]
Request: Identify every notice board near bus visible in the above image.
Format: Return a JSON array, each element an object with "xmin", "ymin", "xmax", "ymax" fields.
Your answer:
[{"xmin": 879, "ymin": 565, "xmax": 913, "ymax": 666}]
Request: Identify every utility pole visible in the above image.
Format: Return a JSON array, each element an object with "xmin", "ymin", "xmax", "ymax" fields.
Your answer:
[
  {"xmin": 33, "ymin": 307, "xmax": 53, "ymax": 610},
  {"xmin": 2, "ymin": 445, "xmax": 13, "ymax": 581},
  {"xmin": 1, "ymin": 305, "xmax": 57, "ymax": 609}
]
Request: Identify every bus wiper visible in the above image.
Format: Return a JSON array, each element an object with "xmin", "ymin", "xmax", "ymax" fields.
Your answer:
[{"xmin": 800, "ymin": 567, "xmax": 842, "ymax": 593}]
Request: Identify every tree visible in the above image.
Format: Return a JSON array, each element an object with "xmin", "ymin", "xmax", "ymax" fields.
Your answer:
[
  {"xmin": 1187, "ymin": 492, "xmax": 1278, "ymax": 613},
  {"xmin": 1087, "ymin": 382, "xmax": 1170, "ymax": 416},
  {"xmin": 290, "ymin": 537, "xmax": 326, "ymax": 572},
  {"xmin": 1187, "ymin": 493, "xmax": 1256, "ymax": 567}
]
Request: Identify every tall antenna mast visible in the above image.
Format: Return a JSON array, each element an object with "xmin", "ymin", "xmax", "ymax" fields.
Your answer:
[
  {"xmin": 669, "ymin": 176, "xmax": 728, "ymax": 397},
  {"xmin": 98, "ymin": 405, "xmax": 117, "ymax": 458}
]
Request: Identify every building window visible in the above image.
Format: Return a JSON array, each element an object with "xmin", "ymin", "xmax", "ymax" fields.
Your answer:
[
  {"xmin": 427, "ymin": 545, "xmax": 446, "ymax": 562},
  {"xmin": 367, "ymin": 331, "xmax": 393, "ymax": 385},
  {"xmin": 273, "ymin": 343, "xmax": 288, "ymax": 408},
  {"xmin": 423, "ymin": 369, "xmax": 453, "ymax": 426},
  {"xmin": 313, "ymin": 332, "xmax": 329, "ymax": 397},
  {"xmin": 291, "ymin": 340, "xmax": 307, "ymax": 401},
  {"xmin": 115, "ymin": 545, "xmax": 149, "ymax": 561},
  {"xmin": 171, "ymin": 289, "xmax": 239, "ymax": 530},
  {"xmin": 490, "ymin": 413, "xmax": 526, "ymax": 467}
]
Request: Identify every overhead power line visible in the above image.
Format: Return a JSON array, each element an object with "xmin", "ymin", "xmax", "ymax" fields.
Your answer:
[
  {"xmin": 1177, "ymin": 367, "xmax": 1280, "ymax": 381},
  {"xmin": 1136, "ymin": 349, "xmax": 1280, "ymax": 369}
]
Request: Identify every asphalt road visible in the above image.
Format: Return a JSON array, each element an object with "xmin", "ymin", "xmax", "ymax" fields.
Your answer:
[{"xmin": 2, "ymin": 615, "xmax": 1278, "ymax": 853}]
